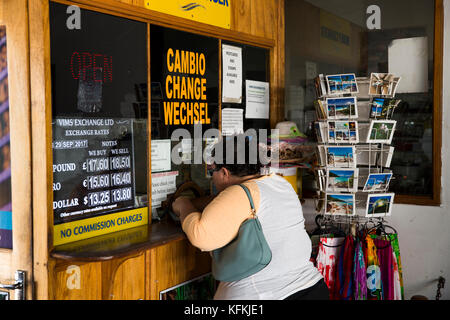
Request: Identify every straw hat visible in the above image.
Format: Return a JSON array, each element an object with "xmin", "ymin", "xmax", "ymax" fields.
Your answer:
[{"xmin": 270, "ymin": 121, "xmax": 306, "ymax": 142}]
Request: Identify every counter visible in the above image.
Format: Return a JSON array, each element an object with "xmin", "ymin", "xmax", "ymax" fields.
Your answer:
[{"xmin": 48, "ymin": 218, "xmax": 211, "ymax": 300}]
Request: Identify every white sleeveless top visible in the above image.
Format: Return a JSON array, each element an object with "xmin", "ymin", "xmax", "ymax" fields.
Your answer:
[{"xmin": 213, "ymin": 174, "xmax": 323, "ymax": 300}]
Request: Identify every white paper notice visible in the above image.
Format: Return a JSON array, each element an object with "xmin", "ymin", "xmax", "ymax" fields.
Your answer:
[
  {"xmin": 222, "ymin": 44, "xmax": 242, "ymax": 103},
  {"xmin": 151, "ymin": 171, "xmax": 178, "ymax": 208},
  {"xmin": 245, "ymin": 80, "xmax": 270, "ymax": 119},
  {"xmin": 222, "ymin": 108, "xmax": 244, "ymax": 136},
  {"xmin": 388, "ymin": 37, "xmax": 428, "ymax": 93},
  {"xmin": 151, "ymin": 139, "xmax": 171, "ymax": 172},
  {"xmin": 305, "ymin": 61, "xmax": 318, "ymax": 80}
]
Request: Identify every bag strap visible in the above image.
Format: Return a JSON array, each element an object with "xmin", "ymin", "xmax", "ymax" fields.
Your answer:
[{"xmin": 239, "ymin": 184, "xmax": 257, "ymax": 218}]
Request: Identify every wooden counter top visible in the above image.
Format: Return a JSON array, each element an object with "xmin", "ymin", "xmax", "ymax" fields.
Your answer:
[{"xmin": 50, "ymin": 217, "xmax": 186, "ymax": 262}]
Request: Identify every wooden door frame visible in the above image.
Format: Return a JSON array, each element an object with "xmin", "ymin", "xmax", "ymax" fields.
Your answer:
[
  {"xmin": 29, "ymin": 0, "xmax": 53, "ymax": 300},
  {"xmin": 384, "ymin": 0, "xmax": 443, "ymax": 206},
  {"xmin": 0, "ymin": 0, "xmax": 34, "ymax": 300}
]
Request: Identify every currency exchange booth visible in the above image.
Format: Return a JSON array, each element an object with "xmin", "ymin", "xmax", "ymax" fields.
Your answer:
[{"xmin": 0, "ymin": 0, "xmax": 285, "ymax": 300}]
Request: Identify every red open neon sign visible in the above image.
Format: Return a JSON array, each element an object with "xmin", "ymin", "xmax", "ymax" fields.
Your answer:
[{"xmin": 70, "ymin": 52, "xmax": 113, "ymax": 83}]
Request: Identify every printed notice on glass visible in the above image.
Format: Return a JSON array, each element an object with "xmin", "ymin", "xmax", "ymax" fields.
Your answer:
[
  {"xmin": 222, "ymin": 44, "xmax": 242, "ymax": 103},
  {"xmin": 388, "ymin": 37, "xmax": 428, "ymax": 93},
  {"xmin": 151, "ymin": 171, "xmax": 178, "ymax": 209},
  {"xmin": 245, "ymin": 80, "xmax": 269, "ymax": 119},
  {"xmin": 151, "ymin": 139, "xmax": 171, "ymax": 173},
  {"xmin": 222, "ymin": 108, "xmax": 244, "ymax": 136}
]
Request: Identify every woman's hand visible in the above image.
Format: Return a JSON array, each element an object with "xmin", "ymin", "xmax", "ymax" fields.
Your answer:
[
  {"xmin": 172, "ymin": 196, "xmax": 198, "ymax": 223},
  {"xmin": 171, "ymin": 196, "xmax": 191, "ymax": 216}
]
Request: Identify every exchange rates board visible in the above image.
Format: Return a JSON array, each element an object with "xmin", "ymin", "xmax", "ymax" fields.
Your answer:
[
  {"xmin": 52, "ymin": 117, "xmax": 136, "ymax": 225},
  {"xmin": 50, "ymin": 2, "xmax": 148, "ymax": 245}
]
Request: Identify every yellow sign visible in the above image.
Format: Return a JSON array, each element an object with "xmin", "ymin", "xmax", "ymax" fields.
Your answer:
[
  {"xmin": 54, "ymin": 207, "xmax": 148, "ymax": 246},
  {"xmin": 145, "ymin": 0, "xmax": 230, "ymax": 29},
  {"xmin": 54, "ymin": 225, "xmax": 149, "ymax": 253},
  {"xmin": 319, "ymin": 10, "xmax": 351, "ymax": 58},
  {"xmin": 163, "ymin": 48, "xmax": 211, "ymax": 125}
]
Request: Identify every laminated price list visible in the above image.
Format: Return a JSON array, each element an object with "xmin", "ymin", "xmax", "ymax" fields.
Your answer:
[{"xmin": 52, "ymin": 117, "xmax": 136, "ymax": 225}]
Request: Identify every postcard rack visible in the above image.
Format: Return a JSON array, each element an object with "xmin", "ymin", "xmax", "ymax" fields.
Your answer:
[{"xmin": 313, "ymin": 73, "xmax": 401, "ymax": 222}]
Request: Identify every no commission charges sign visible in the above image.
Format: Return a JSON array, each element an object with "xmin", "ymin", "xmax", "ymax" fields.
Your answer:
[{"xmin": 53, "ymin": 207, "xmax": 148, "ymax": 246}]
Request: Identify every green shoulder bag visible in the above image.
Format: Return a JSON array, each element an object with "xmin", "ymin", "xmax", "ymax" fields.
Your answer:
[{"xmin": 211, "ymin": 184, "xmax": 272, "ymax": 282}]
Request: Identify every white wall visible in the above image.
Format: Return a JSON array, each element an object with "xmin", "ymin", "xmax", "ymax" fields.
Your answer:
[{"xmin": 303, "ymin": 0, "xmax": 450, "ymax": 300}]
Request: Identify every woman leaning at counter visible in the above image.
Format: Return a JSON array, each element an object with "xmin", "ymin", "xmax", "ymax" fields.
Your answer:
[{"xmin": 171, "ymin": 135, "xmax": 329, "ymax": 300}]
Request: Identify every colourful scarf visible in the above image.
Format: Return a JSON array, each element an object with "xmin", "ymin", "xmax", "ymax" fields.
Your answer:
[
  {"xmin": 353, "ymin": 239, "xmax": 367, "ymax": 300},
  {"xmin": 365, "ymin": 236, "xmax": 383, "ymax": 300}
]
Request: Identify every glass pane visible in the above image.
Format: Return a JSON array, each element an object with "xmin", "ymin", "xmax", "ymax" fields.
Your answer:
[
  {"xmin": 285, "ymin": 0, "xmax": 435, "ymax": 197},
  {"xmin": 149, "ymin": 25, "xmax": 219, "ymax": 219},
  {"xmin": 222, "ymin": 41, "xmax": 270, "ymax": 132},
  {"xmin": 49, "ymin": 3, "xmax": 148, "ymax": 245}
]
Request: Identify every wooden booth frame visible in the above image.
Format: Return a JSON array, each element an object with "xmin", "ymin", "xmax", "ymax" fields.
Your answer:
[
  {"xmin": 3, "ymin": 0, "xmax": 442, "ymax": 300},
  {"xmin": 26, "ymin": 0, "xmax": 285, "ymax": 300}
]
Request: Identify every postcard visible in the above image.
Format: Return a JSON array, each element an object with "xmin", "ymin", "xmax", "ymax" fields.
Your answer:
[
  {"xmin": 316, "ymin": 169, "xmax": 326, "ymax": 191},
  {"xmin": 314, "ymin": 100, "xmax": 327, "ymax": 120},
  {"xmin": 316, "ymin": 121, "xmax": 330, "ymax": 143},
  {"xmin": 363, "ymin": 173, "xmax": 393, "ymax": 192},
  {"xmin": 326, "ymin": 73, "xmax": 359, "ymax": 95},
  {"xmin": 320, "ymin": 74, "xmax": 327, "ymax": 96},
  {"xmin": 326, "ymin": 145, "xmax": 356, "ymax": 168},
  {"xmin": 365, "ymin": 193, "xmax": 395, "ymax": 217},
  {"xmin": 314, "ymin": 74, "xmax": 327, "ymax": 98},
  {"xmin": 326, "ymin": 97, "xmax": 358, "ymax": 119},
  {"xmin": 325, "ymin": 193, "xmax": 356, "ymax": 216},
  {"xmin": 326, "ymin": 168, "xmax": 358, "ymax": 192},
  {"xmin": 317, "ymin": 145, "xmax": 327, "ymax": 167},
  {"xmin": 328, "ymin": 121, "xmax": 359, "ymax": 144},
  {"xmin": 369, "ymin": 73, "xmax": 397, "ymax": 96},
  {"xmin": 366, "ymin": 120, "xmax": 397, "ymax": 144},
  {"xmin": 369, "ymin": 98, "xmax": 401, "ymax": 119},
  {"xmin": 315, "ymin": 122, "xmax": 324, "ymax": 143},
  {"xmin": 314, "ymin": 77, "xmax": 322, "ymax": 98}
]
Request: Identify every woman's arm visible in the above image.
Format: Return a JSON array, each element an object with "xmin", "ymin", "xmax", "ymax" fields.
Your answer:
[
  {"xmin": 171, "ymin": 194, "xmax": 215, "ymax": 223},
  {"xmin": 190, "ymin": 195, "xmax": 215, "ymax": 211},
  {"xmin": 180, "ymin": 183, "xmax": 260, "ymax": 251}
]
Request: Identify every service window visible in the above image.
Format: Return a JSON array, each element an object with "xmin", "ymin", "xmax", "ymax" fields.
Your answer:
[
  {"xmin": 149, "ymin": 25, "xmax": 219, "ymax": 219},
  {"xmin": 49, "ymin": 3, "xmax": 148, "ymax": 245},
  {"xmin": 221, "ymin": 41, "xmax": 270, "ymax": 133},
  {"xmin": 148, "ymin": 26, "xmax": 271, "ymax": 219}
]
